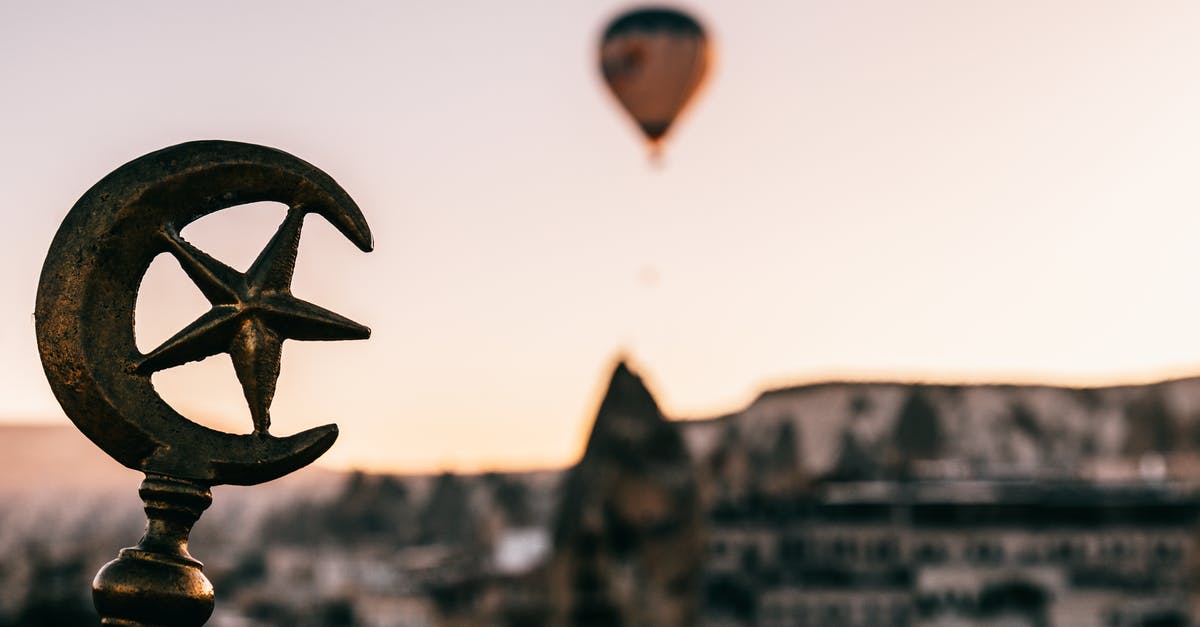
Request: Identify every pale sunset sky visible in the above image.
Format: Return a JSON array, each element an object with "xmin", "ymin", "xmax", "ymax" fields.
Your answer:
[{"xmin": 3, "ymin": 2, "xmax": 1200, "ymax": 473}]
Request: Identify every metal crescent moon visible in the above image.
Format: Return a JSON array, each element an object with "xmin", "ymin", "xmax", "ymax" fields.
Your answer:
[{"xmin": 35, "ymin": 140, "xmax": 373, "ymax": 486}]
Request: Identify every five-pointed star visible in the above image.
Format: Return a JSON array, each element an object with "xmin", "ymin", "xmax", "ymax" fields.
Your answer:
[{"xmin": 138, "ymin": 209, "xmax": 370, "ymax": 434}]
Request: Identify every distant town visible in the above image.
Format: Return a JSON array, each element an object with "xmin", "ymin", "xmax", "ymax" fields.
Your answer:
[{"xmin": 4, "ymin": 364, "xmax": 1200, "ymax": 626}]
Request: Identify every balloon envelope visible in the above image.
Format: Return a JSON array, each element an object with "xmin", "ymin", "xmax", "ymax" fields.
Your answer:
[{"xmin": 600, "ymin": 7, "xmax": 710, "ymax": 148}]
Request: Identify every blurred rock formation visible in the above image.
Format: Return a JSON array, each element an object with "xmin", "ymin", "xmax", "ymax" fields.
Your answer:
[{"xmin": 547, "ymin": 362, "xmax": 703, "ymax": 627}]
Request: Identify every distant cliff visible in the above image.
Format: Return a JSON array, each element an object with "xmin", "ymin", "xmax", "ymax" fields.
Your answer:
[{"xmin": 680, "ymin": 375, "xmax": 1200, "ymax": 485}]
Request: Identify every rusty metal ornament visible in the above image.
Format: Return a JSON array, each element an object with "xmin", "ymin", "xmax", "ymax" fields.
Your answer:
[{"xmin": 35, "ymin": 140, "xmax": 372, "ymax": 625}]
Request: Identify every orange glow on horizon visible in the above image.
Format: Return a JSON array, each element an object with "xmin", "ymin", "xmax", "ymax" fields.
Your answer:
[{"xmin": 5, "ymin": 2, "xmax": 1200, "ymax": 473}]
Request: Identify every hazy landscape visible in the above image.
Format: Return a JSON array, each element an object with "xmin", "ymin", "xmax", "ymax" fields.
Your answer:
[{"xmin": 8, "ymin": 368, "xmax": 1200, "ymax": 625}]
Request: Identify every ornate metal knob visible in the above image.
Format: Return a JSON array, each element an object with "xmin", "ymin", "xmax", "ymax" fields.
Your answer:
[{"xmin": 35, "ymin": 140, "xmax": 372, "ymax": 625}]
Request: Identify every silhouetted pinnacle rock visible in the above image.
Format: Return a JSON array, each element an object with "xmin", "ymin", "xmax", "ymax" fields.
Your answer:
[
  {"xmin": 883, "ymin": 387, "xmax": 946, "ymax": 478},
  {"xmin": 262, "ymin": 471, "xmax": 420, "ymax": 547},
  {"xmin": 574, "ymin": 361, "xmax": 691, "ymax": 471},
  {"xmin": 1124, "ymin": 392, "xmax": 1178, "ymax": 456},
  {"xmin": 420, "ymin": 472, "xmax": 479, "ymax": 546},
  {"xmin": 828, "ymin": 427, "xmax": 880, "ymax": 482},
  {"xmin": 548, "ymin": 361, "xmax": 704, "ymax": 627},
  {"xmin": 892, "ymin": 388, "xmax": 944, "ymax": 461}
]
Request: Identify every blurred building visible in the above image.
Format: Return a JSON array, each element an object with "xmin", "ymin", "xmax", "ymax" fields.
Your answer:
[
  {"xmin": 705, "ymin": 482, "xmax": 1197, "ymax": 626},
  {"xmin": 685, "ymin": 379, "xmax": 1200, "ymax": 627}
]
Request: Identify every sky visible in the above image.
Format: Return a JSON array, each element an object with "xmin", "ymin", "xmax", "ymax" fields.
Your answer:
[{"xmin": 4, "ymin": 1, "xmax": 1200, "ymax": 473}]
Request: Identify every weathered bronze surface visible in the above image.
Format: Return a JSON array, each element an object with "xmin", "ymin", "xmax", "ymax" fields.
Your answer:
[
  {"xmin": 92, "ymin": 475, "xmax": 215, "ymax": 626},
  {"xmin": 34, "ymin": 140, "xmax": 372, "ymax": 625}
]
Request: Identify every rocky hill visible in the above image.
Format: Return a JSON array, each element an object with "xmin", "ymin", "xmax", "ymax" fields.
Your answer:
[{"xmin": 682, "ymin": 375, "xmax": 1200, "ymax": 485}]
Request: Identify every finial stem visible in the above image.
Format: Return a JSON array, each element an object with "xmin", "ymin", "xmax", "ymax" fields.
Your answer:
[{"xmin": 92, "ymin": 475, "xmax": 215, "ymax": 626}]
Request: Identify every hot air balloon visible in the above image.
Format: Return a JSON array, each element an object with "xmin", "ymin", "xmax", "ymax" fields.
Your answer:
[{"xmin": 600, "ymin": 6, "xmax": 710, "ymax": 158}]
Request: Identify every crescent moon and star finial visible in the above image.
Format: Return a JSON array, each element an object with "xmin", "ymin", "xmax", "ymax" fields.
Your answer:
[
  {"xmin": 34, "ymin": 140, "xmax": 373, "ymax": 625},
  {"xmin": 37, "ymin": 139, "xmax": 373, "ymax": 486}
]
